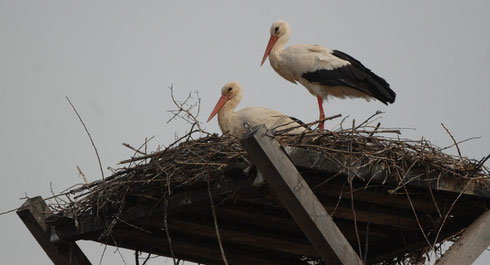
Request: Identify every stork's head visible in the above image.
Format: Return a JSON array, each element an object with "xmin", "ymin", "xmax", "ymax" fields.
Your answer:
[
  {"xmin": 207, "ymin": 81, "xmax": 243, "ymax": 122},
  {"xmin": 269, "ymin": 20, "xmax": 290, "ymax": 38},
  {"xmin": 261, "ymin": 20, "xmax": 291, "ymax": 66},
  {"xmin": 220, "ymin": 81, "xmax": 242, "ymax": 100}
]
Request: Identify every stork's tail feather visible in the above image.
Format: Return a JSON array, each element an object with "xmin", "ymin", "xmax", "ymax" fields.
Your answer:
[
  {"xmin": 332, "ymin": 50, "xmax": 396, "ymax": 105},
  {"xmin": 371, "ymin": 79, "xmax": 396, "ymax": 105}
]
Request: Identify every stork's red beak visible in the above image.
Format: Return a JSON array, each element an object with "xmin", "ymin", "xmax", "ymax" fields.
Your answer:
[
  {"xmin": 261, "ymin": 35, "xmax": 278, "ymax": 66},
  {"xmin": 207, "ymin": 95, "xmax": 229, "ymax": 122}
]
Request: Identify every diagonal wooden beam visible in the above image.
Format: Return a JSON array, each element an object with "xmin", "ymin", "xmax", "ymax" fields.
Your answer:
[
  {"xmin": 434, "ymin": 210, "xmax": 490, "ymax": 265},
  {"xmin": 17, "ymin": 196, "xmax": 92, "ymax": 265},
  {"xmin": 240, "ymin": 125, "xmax": 363, "ymax": 265}
]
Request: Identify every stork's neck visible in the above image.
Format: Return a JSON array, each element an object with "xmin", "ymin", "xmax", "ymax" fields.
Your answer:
[
  {"xmin": 269, "ymin": 34, "xmax": 289, "ymax": 66},
  {"xmin": 217, "ymin": 94, "xmax": 241, "ymax": 134}
]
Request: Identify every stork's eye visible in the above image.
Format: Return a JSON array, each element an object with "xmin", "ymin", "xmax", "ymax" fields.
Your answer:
[
  {"xmin": 275, "ymin": 26, "xmax": 279, "ymax": 34},
  {"xmin": 228, "ymin": 87, "xmax": 233, "ymax": 92}
]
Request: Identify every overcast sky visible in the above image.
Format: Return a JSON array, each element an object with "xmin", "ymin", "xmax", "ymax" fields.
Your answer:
[{"xmin": 1, "ymin": 1, "xmax": 489, "ymax": 264}]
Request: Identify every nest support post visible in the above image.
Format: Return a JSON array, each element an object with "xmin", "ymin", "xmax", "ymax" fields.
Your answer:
[
  {"xmin": 17, "ymin": 196, "xmax": 92, "ymax": 265},
  {"xmin": 241, "ymin": 124, "xmax": 363, "ymax": 265}
]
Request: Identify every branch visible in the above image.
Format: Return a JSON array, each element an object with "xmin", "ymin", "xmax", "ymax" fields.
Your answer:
[
  {"xmin": 123, "ymin": 143, "xmax": 146, "ymax": 155},
  {"xmin": 76, "ymin": 166, "xmax": 89, "ymax": 184},
  {"xmin": 441, "ymin": 123, "xmax": 462, "ymax": 160},
  {"xmin": 163, "ymin": 196, "xmax": 178, "ymax": 265},
  {"xmin": 207, "ymin": 181, "xmax": 229, "ymax": 265},
  {"xmin": 167, "ymin": 84, "xmax": 206, "ymax": 134},
  {"xmin": 66, "ymin": 96, "xmax": 105, "ymax": 180},
  {"xmin": 356, "ymin": 110, "xmax": 383, "ymax": 129}
]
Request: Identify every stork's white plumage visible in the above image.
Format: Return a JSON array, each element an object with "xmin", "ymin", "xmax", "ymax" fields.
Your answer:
[
  {"xmin": 261, "ymin": 20, "xmax": 396, "ymax": 129},
  {"xmin": 207, "ymin": 81, "xmax": 306, "ymax": 137}
]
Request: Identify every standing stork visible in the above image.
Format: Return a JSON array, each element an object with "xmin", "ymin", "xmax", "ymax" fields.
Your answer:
[
  {"xmin": 261, "ymin": 20, "xmax": 396, "ymax": 130},
  {"xmin": 207, "ymin": 81, "xmax": 306, "ymax": 137}
]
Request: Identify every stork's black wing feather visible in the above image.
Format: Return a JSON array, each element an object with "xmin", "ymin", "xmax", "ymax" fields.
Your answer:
[{"xmin": 301, "ymin": 50, "xmax": 396, "ymax": 104}]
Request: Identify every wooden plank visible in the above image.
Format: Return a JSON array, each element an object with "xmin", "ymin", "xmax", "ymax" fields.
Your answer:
[
  {"xmin": 50, "ymin": 174, "xmax": 249, "ymax": 241},
  {"xmin": 310, "ymin": 180, "xmax": 441, "ymax": 213},
  {"xmin": 285, "ymin": 146, "xmax": 490, "ymax": 199},
  {"xmin": 16, "ymin": 196, "xmax": 92, "ymax": 265},
  {"xmin": 148, "ymin": 215, "xmax": 319, "ymax": 257},
  {"xmin": 190, "ymin": 204, "xmax": 393, "ymax": 241},
  {"xmin": 241, "ymin": 125, "xmax": 363, "ymax": 265},
  {"xmin": 434, "ymin": 210, "xmax": 490, "ymax": 265},
  {"xmin": 97, "ymin": 227, "xmax": 309, "ymax": 265},
  {"xmin": 237, "ymin": 193, "xmax": 423, "ymax": 230}
]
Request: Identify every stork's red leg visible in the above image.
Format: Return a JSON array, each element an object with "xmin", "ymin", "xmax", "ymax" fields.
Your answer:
[{"xmin": 317, "ymin": 96, "xmax": 325, "ymax": 130}]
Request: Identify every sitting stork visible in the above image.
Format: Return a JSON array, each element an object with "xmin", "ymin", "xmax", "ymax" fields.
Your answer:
[
  {"xmin": 261, "ymin": 20, "xmax": 396, "ymax": 129},
  {"xmin": 207, "ymin": 81, "xmax": 306, "ymax": 137}
]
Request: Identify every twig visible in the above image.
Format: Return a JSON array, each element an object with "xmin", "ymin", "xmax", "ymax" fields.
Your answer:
[
  {"xmin": 127, "ymin": 136, "xmax": 156, "ymax": 169},
  {"xmin": 329, "ymin": 185, "xmax": 344, "ymax": 216},
  {"xmin": 77, "ymin": 166, "xmax": 89, "ymax": 184},
  {"xmin": 349, "ymin": 119, "xmax": 363, "ymax": 262},
  {"xmin": 349, "ymin": 180, "xmax": 363, "ymax": 263},
  {"xmin": 123, "ymin": 143, "xmax": 146, "ymax": 155},
  {"xmin": 141, "ymin": 253, "xmax": 152, "ymax": 265},
  {"xmin": 113, "ymin": 244, "xmax": 128, "ymax": 265},
  {"xmin": 356, "ymin": 110, "xmax": 383, "ymax": 129},
  {"xmin": 439, "ymin": 136, "xmax": 480, "ymax": 151},
  {"xmin": 66, "ymin": 96, "xmax": 105, "ymax": 180},
  {"xmin": 163, "ymin": 196, "xmax": 178, "ymax": 265},
  {"xmin": 49, "ymin": 182, "xmax": 61, "ymax": 206},
  {"xmin": 307, "ymin": 114, "xmax": 342, "ymax": 128},
  {"xmin": 363, "ymin": 188, "xmax": 377, "ymax": 263},
  {"xmin": 337, "ymin": 115, "xmax": 350, "ymax": 131},
  {"xmin": 441, "ymin": 123, "xmax": 462, "ymax": 160},
  {"xmin": 397, "ymin": 164, "xmax": 433, "ymax": 249},
  {"xmin": 273, "ymin": 114, "xmax": 342, "ymax": 135},
  {"xmin": 98, "ymin": 243, "xmax": 108, "ymax": 265},
  {"xmin": 118, "ymin": 130, "xmax": 200, "ymax": 164},
  {"xmin": 475, "ymin": 154, "xmax": 490, "ymax": 170},
  {"xmin": 167, "ymin": 84, "xmax": 206, "ymax": 134},
  {"xmin": 207, "ymin": 181, "xmax": 229, "ymax": 265},
  {"xmin": 426, "ymin": 176, "xmax": 442, "ymax": 218},
  {"xmin": 368, "ymin": 122, "xmax": 381, "ymax": 137},
  {"xmin": 432, "ymin": 179, "xmax": 472, "ymax": 249},
  {"xmin": 116, "ymin": 217, "xmax": 151, "ymax": 234}
]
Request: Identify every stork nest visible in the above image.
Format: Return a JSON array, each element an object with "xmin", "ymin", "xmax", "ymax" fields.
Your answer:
[{"xmin": 47, "ymin": 116, "xmax": 490, "ymax": 265}]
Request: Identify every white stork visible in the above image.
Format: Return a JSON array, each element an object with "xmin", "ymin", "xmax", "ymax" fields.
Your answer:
[
  {"xmin": 207, "ymin": 81, "xmax": 306, "ymax": 137},
  {"xmin": 261, "ymin": 20, "xmax": 396, "ymax": 130}
]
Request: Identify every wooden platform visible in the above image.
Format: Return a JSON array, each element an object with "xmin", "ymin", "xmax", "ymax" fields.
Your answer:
[{"xmin": 18, "ymin": 128, "xmax": 490, "ymax": 265}]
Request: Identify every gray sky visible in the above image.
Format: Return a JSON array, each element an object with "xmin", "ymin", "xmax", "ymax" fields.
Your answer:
[{"xmin": 1, "ymin": 1, "xmax": 489, "ymax": 264}]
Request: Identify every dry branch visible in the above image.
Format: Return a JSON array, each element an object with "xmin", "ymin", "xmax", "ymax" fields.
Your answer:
[{"xmin": 66, "ymin": 96, "xmax": 105, "ymax": 180}]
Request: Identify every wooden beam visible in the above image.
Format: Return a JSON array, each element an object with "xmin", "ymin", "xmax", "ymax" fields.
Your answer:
[
  {"xmin": 434, "ymin": 210, "xmax": 490, "ymax": 265},
  {"xmin": 154, "ymin": 216, "xmax": 319, "ymax": 257},
  {"xmin": 50, "ymin": 173, "xmax": 249, "ymax": 241},
  {"xmin": 190, "ymin": 204, "xmax": 393, "ymax": 241},
  {"xmin": 241, "ymin": 125, "xmax": 363, "ymax": 265},
  {"xmin": 17, "ymin": 196, "xmax": 92, "ymax": 265},
  {"xmin": 237, "ymin": 193, "xmax": 423, "ymax": 230},
  {"xmin": 309, "ymin": 179, "xmax": 441, "ymax": 213},
  {"xmin": 98, "ymin": 227, "xmax": 310, "ymax": 265},
  {"xmin": 285, "ymin": 146, "xmax": 490, "ymax": 199}
]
